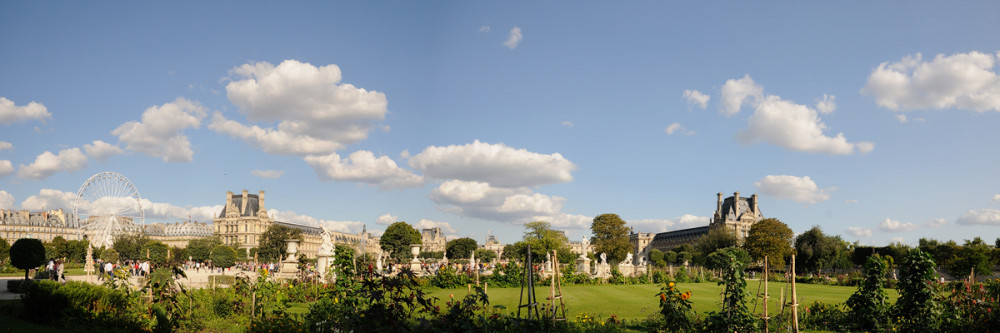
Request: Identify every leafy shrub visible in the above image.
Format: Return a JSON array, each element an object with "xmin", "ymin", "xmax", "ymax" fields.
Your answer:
[
  {"xmin": 652, "ymin": 270, "xmax": 668, "ymax": 284},
  {"xmin": 800, "ymin": 301, "xmax": 849, "ymax": 331},
  {"xmin": 846, "ymin": 255, "xmax": 889, "ymax": 332},
  {"xmin": 893, "ymin": 249, "xmax": 940, "ymax": 333},
  {"xmin": 431, "ymin": 265, "xmax": 473, "ymax": 289},
  {"xmin": 674, "ymin": 266, "xmax": 689, "ymax": 282},
  {"xmin": 657, "ymin": 280, "xmax": 694, "ymax": 331}
]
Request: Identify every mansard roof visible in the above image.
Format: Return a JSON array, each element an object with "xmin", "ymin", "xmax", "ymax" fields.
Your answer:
[{"xmin": 218, "ymin": 193, "xmax": 262, "ymax": 218}]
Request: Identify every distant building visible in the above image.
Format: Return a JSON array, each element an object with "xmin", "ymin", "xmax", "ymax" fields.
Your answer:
[
  {"xmin": 145, "ymin": 221, "xmax": 214, "ymax": 248},
  {"xmin": 420, "ymin": 227, "xmax": 447, "ymax": 253},
  {"xmin": 629, "ymin": 231, "xmax": 655, "ymax": 265},
  {"xmin": 480, "ymin": 234, "xmax": 504, "ymax": 259},
  {"xmin": 0, "ymin": 209, "xmax": 83, "ymax": 244},
  {"xmin": 648, "ymin": 191, "xmax": 763, "ymax": 254}
]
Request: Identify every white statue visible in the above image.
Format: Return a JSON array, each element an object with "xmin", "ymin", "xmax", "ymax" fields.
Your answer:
[
  {"xmin": 624, "ymin": 252, "xmax": 633, "ymax": 265},
  {"xmin": 580, "ymin": 236, "xmax": 590, "ymax": 258},
  {"xmin": 640, "ymin": 256, "xmax": 646, "ymax": 266},
  {"xmin": 318, "ymin": 226, "xmax": 335, "ymax": 256},
  {"xmin": 546, "ymin": 252, "xmax": 551, "ymax": 264},
  {"xmin": 600, "ymin": 252, "xmax": 607, "ymax": 265},
  {"xmin": 376, "ymin": 254, "xmax": 383, "ymax": 272}
]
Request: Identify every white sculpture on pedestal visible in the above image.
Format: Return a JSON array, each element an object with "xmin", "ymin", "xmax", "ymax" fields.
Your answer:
[
  {"xmin": 318, "ymin": 226, "xmax": 336, "ymax": 256},
  {"xmin": 624, "ymin": 252, "xmax": 633, "ymax": 265},
  {"xmin": 580, "ymin": 236, "xmax": 590, "ymax": 258}
]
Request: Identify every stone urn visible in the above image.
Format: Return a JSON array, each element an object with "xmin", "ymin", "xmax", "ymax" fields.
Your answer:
[
  {"xmin": 410, "ymin": 244, "xmax": 421, "ymax": 263},
  {"xmin": 286, "ymin": 239, "xmax": 300, "ymax": 261}
]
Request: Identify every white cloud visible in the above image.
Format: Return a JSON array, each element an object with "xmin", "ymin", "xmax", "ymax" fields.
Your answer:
[
  {"xmin": 20, "ymin": 188, "xmax": 77, "ymax": 211},
  {"xmin": 251, "ymin": 169, "xmax": 284, "ymax": 179},
  {"xmin": 890, "ymin": 237, "xmax": 905, "ymax": 244},
  {"xmin": 561, "ymin": 121, "xmax": 574, "ymax": 127},
  {"xmin": 0, "ymin": 141, "xmax": 12, "ymax": 151},
  {"xmin": 664, "ymin": 122, "xmax": 694, "ymax": 136},
  {"xmin": 17, "ymin": 148, "xmax": 87, "ymax": 180},
  {"xmin": 879, "ymin": 218, "xmax": 918, "ymax": 232},
  {"xmin": 862, "ymin": 51, "xmax": 1000, "ymax": 112},
  {"xmin": 846, "ymin": 227, "xmax": 872, "ymax": 237},
  {"xmin": 895, "ymin": 114, "xmax": 908, "ymax": 123},
  {"xmin": 83, "ymin": 140, "xmax": 123, "ymax": 162},
  {"xmin": 415, "ymin": 219, "xmax": 457, "ymax": 234},
  {"xmin": 755, "ymin": 175, "xmax": 834, "ymax": 204},
  {"xmin": 0, "ymin": 190, "xmax": 14, "ymax": 209},
  {"xmin": 816, "ymin": 94, "xmax": 836, "ymax": 114},
  {"xmin": 218, "ymin": 59, "xmax": 388, "ymax": 155},
  {"xmin": 0, "ymin": 160, "xmax": 12, "ymax": 178},
  {"xmin": 529, "ymin": 213, "xmax": 592, "ymax": 229},
  {"xmin": 479, "ymin": 25, "xmax": 491, "ymax": 33},
  {"xmin": 504, "ymin": 26, "xmax": 523, "ymax": 50},
  {"xmin": 111, "ymin": 98, "xmax": 206, "ymax": 162},
  {"xmin": 737, "ymin": 94, "xmax": 874, "ymax": 155},
  {"xmin": 304, "ymin": 150, "xmax": 424, "ymax": 190},
  {"xmin": 431, "ymin": 180, "xmax": 568, "ymax": 223},
  {"xmin": 683, "ymin": 89, "xmax": 710, "ymax": 109},
  {"xmin": 719, "ymin": 74, "xmax": 763, "ymax": 116},
  {"xmin": 267, "ymin": 209, "xmax": 363, "ymax": 233},
  {"xmin": 140, "ymin": 199, "xmax": 222, "ymax": 222},
  {"xmin": 845, "ymin": 199, "xmax": 859, "ymax": 204},
  {"xmin": 376, "ymin": 213, "xmax": 398, "ymax": 225},
  {"xmin": 631, "ymin": 215, "xmax": 710, "ymax": 233},
  {"xmin": 0, "ymin": 97, "xmax": 51, "ymax": 125},
  {"xmin": 992, "ymin": 194, "xmax": 1000, "ymax": 203},
  {"xmin": 956, "ymin": 208, "xmax": 1000, "ymax": 226},
  {"xmin": 409, "ymin": 140, "xmax": 576, "ymax": 188},
  {"xmin": 926, "ymin": 218, "xmax": 948, "ymax": 227}
]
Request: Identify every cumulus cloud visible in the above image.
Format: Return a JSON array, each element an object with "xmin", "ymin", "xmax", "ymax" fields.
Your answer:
[
  {"xmin": 304, "ymin": 150, "xmax": 424, "ymax": 190},
  {"xmin": 630, "ymin": 215, "xmax": 710, "ymax": 233},
  {"xmin": 409, "ymin": 140, "xmax": 576, "ymax": 188},
  {"xmin": 251, "ymin": 169, "xmax": 284, "ymax": 179},
  {"xmin": 846, "ymin": 227, "xmax": 872, "ymax": 238},
  {"xmin": 664, "ymin": 122, "xmax": 694, "ymax": 136},
  {"xmin": 737, "ymin": 94, "xmax": 874, "ymax": 155},
  {"xmin": 504, "ymin": 26, "xmax": 523, "ymax": 49},
  {"xmin": 683, "ymin": 89, "xmax": 710, "ymax": 109},
  {"xmin": 956, "ymin": 208, "xmax": 1000, "ymax": 226},
  {"xmin": 431, "ymin": 180, "xmax": 568, "ymax": 223},
  {"xmin": 530, "ymin": 212, "xmax": 592, "ymax": 229},
  {"xmin": 879, "ymin": 218, "xmax": 918, "ymax": 232},
  {"xmin": 862, "ymin": 51, "xmax": 1000, "ymax": 112},
  {"xmin": 0, "ymin": 190, "xmax": 13, "ymax": 209},
  {"xmin": 755, "ymin": 175, "xmax": 834, "ymax": 204},
  {"xmin": 0, "ymin": 97, "xmax": 51, "ymax": 125},
  {"xmin": 267, "ymin": 209, "xmax": 364, "ymax": 233},
  {"xmin": 376, "ymin": 213, "xmax": 398, "ymax": 225},
  {"xmin": 719, "ymin": 74, "xmax": 763, "ymax": 116},
  {"xmin": 845, "ymin": 199, "xmax": 859, "ymax": 204},
  {"xmin": 216, "ymin": 60, "xmax": 388, "ymax": 155},
  {"xmin": 816, "ymin": 94, "xmax": 836, "ymax": 114},
  {"xmin": 992, "ymin": 194, "xmax": 1000, "ymax": 203},
  {"xmin": 0, "ymin": 160, "xmax": 12, "ymax": 178},
  {"xmin": 83, "ymin": 140, "xmax": 123, "ymax": 162},
  {"xmin": 0, "ymin": 141, "xmax": 12, "ymax": 151},
  {"xmin": 140, "ymin": 199, "xmax": 223, "ymax": 222},
  {"xmin": 20, "ymin": 188, "xmax": 78, "ymax": 211},
  {"xmin": 561, "ymin": 121, "xmax": 574, "ymax": 127},
  {"xmin": 926, "ymin": 218, "xmax": 948, "ymax": 227},
  {"xmin": 17, "ymin": 148, "xmax": 87, "ymax": 180},
  {"xmin": 112, "ymin": 98, "xmax": 206, "ymax": 162},
  {"xmin": 415, "ymin": 219, "xmax": 457, "ymax": 234}
]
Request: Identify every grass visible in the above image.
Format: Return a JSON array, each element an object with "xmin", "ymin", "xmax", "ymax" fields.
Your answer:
[{"xmin": 425, "ymin": 280, "xmax": 899, "ymax": 322}]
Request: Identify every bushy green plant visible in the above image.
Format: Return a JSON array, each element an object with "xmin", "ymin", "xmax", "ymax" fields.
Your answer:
[
  {"xmin": 431, "ymin": 265, "xmax": 473, "ymax": 288},
  {"xmin": 702, "ymin": 256, "xmax": 756, "ymax": 333},
  {"xmin": 893, "ymin": 249, "xmax": 940, "ymax": 333},
  {"xmin": 846, "ymin": 254, "xmax": 889, "ymax": 332},
  {"xmin": 800, "ymin": 301, "xmax": 849, "ymax": 331},
  {"xmin": 938, "ymin": 279, "xmax": 1000, "ymax": 332},
  {"xmin": 674, "ymin": 266, "xmax": 689, "ymax": 282},
  {"xmin": 657, "ymin": 280, "xmax": 694, "ymax": 331},
  {"xmin": 652, "ymin": 270, "xmax": 667, "ymax": 284}
]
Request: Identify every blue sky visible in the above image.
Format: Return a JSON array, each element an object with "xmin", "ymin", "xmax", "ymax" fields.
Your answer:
[{"xmin": 2, "ymin": 1, "xmax": 999, "ymax": 246}]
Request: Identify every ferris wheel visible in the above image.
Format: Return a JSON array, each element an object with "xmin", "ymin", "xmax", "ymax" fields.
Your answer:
[{"xmin": 74, "ymin": 171, "xmax": 145, "ymax": 249}]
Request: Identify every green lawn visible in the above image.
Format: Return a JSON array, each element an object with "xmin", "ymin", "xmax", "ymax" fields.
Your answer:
[{"xmin": 425, "ymin": 281, "xmax": 898, "ymax": 322}]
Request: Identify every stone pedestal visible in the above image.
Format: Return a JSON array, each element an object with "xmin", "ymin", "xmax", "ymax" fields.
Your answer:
[
  {"xmin": 594, "ymin": 262, "xmax": 611, "ymax": 278},
  {"xmin": 278, "ymin": 239, "xmax": 300, "ymax": 280},
  {"xmin": 409, "ymin": 244, "xmax": 422, "ymax": 272},
  {"xmin": 576, "ymin": 257, "xmax": 591, "ymax": 274},
  {"xmin": 618, "ymin": 263, "xmax": 635, "ymax": 276},
  {"xmin": 316, "ymin": 253, "xmax": 332, "ymax": 282}
]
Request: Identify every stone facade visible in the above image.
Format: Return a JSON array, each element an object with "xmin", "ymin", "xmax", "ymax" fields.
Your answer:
[
  {"xmin": 213, "ymin": 190, "xmax": 381, "ymax": 259},
  {"xmin": 629, "ymin": 232, "xmax": 654, "ymax": 265},
  {"xmin": 479, "ymin": 234, "xmax": 504, "ymax": 259},
  {"xmin": 648, "ymin": 191, "xmax": 763, "ymax": 253},
  {"xmin": 0, "ymin": 209, "xmax": 83, "ymax": 244},
  {"xmin": 420, "ymin": 227, "xmax": 447, "ymax": 253},
  {"xmin": 145, "ymin": 221, "xmax": 214, "ymax": 248}
]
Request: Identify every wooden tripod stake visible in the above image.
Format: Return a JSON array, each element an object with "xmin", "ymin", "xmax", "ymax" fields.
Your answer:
[{"xmin": 547, "ymin": 250, "xmax": 567, "ymax": 323}]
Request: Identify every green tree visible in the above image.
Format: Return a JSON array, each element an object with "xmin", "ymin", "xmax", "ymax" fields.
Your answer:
[
  {"xmin": 695, "ymin": 227, "xmax": 738, "ymax": 256},
  {"xmin": 521, "ymin": 221, "xmax": 573, "ymax": 262},
  {"xmin": 648, "ymin": 248, "xmax": 666, "ymax": 267},
  {"xmin": 258, "ymin": 225, "xmax": 303, "ymax": 262},
  {"xmin": 50, "ymin": 236, "xmax": 69, "ymax": 260},
  {"xmin": 706, "ymin": 247, "xmax": 750, "ymax": 270},
  {"xmin": 445, "ymin": 237, "xmax": 478, "ymax": 259},
  {"xmin": 0, "ymin": 237, "xmax": 10, "ymax": 265},
  {"xmin": 10, "ymin": 238, "xmax": 46, "ymax": 280},
  {"xmin": 590, "ymin": 213, "xmax": 630, "ymax": 264},
  {"xmin": 186, "ymin": 236, "xmax": 222, "ymax": 262},
  {"xmin": 143, "ymin": 240, "xmax": 170, "ymax": 265},
  {"xmin": 893, "ymin": 249, "xmax": 940, "ymax": 333},
  {"xmin": 949, "ymin": 238, "xmax": 992, "ymax": 277},
  {"xmin": 379, "ymin": 222, "xmax": 421, "ymax": 262},
  {"xmin": 705, "ymin": 253, "xmax": 757, "ymax": 332},
  {"xmin": 474, "ymin": 249, "xmax": 497, "ymax": 263},
  {"xmin": 794, "ymin": 226, "xmax": 850, "ymax": 274},
  {"xmin": 101, "ymin": 248, "xmax": 120, "ymax": 263},
  {"xmin": 743, "ymin": 218, "xmax": 794, "ymax": 268},
  {"xmin": 65, "ymin": 239, "xmax": 89, "ymax": 263},
  {"xmin": 113, "ymin": 233, "xmax": 151, "ymax": 262},
  {"xmin": 210, "ymin": 245, "xmax": 237, "ymax": 273},
  {"xmin": 847, "ymin": 255, "xmax": 889, "ymax": 332}
]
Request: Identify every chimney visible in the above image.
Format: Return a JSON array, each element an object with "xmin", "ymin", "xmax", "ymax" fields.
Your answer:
[
  {"xmin": 751, "ymin": 193, "xmax": 759, "ymax": 215},
  {"xmin": 258, "ymin": 190, "xmax": 266, "ymax": 211},
  {"xmin": 716, "ymin": 192, "xmax": 723, "ymax": 216},
  {"xmin": 241, "ymin": 190, "xmax": 249, "ymax": 215},
  {"xmin": 734, "ymin": 191, "xmax": 740, "ymax": 218},
  {"xmin": 226, "ymin": 191, "xmax": 233, "ymax": 214}
]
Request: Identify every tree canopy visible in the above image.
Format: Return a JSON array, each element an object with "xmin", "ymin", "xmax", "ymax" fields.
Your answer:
[
  {"xmin": 113, "ymin": 233, "xmax": 152, "ymax": 262},
  {"xmin": 794, "ymin": 226, "xmax": 851, "ymax": 274},
  {"xmin": 446, "ymin": 237, "xmax": 478, "ymax": 259},
  {"xmin": 0, "ymin": 237, "xmax": 10, "ymax": 265},
  {"xmin": 380, "ymin": 222, "xmax": 421, "ymax": 261},
  {"xmin": 743, "ymin": 218, "xmax": 794, "ymax": 268},
  {"xmin": 186, "ymin": 236, "xmax": 222, "ymax": 262},
  {"xmin": 695, "ymin": 226, "xmax": 739, "ymax": 256},
  {"xmin": 210, "ymin": 245, "xmax": 237, "ymax": 272},
  {"xmin": 520, "ymin": 221, "xmax": 574, "ymax": 263},
  {"xmin": 590, "ymin": 213, "xmax": 631, "ymax": 264},
  {"xmin": 258, "ymin": 225, "xmax": 304, "ymax": 262},
  {"xmin": 10, "ymin": 238, "xmax": 46, "ymax": 280}
]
